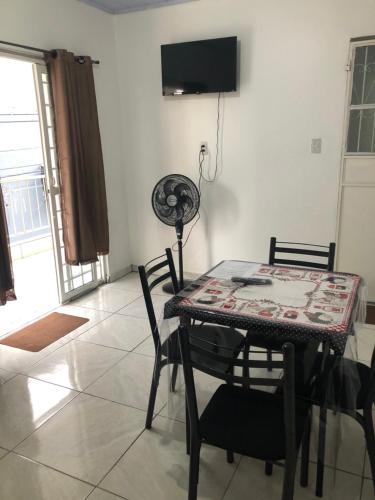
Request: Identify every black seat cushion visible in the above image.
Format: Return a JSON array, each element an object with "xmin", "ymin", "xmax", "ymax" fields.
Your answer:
[
  {"xmin": 199, "ymin": 384, "xmax": 310, "ymax": 461},
  {"xmin": 305, "ymin": 353, "xmax": 373, "ymax": 411},
  {"xmin": 162, "ymin": 325, "xmax": 245, "ymax": 371}
]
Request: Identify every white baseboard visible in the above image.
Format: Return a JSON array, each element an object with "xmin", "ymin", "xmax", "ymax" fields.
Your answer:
[{"xmin": 108, "ymin": 265, "xmax": 132, "ymax": 283}]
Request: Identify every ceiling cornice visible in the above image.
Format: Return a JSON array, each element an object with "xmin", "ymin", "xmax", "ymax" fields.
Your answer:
[{"xmin": 78, "ymin": 0, "xmax": 197, "ymax": 15}]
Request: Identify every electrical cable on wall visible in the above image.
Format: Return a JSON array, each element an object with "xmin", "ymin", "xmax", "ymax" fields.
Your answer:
[{"xmin": 174, "ymin": 92, "xmax": 222, "ymax": 251}]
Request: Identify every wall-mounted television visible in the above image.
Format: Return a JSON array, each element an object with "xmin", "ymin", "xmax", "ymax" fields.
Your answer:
[{"xmin": 161, "ymin": 36, "xmax": 237, "ymax": 96}]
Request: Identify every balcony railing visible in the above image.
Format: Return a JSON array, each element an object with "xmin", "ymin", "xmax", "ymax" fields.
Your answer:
[{"xmin": 0, "ymin": 168, "xmax": 50, "ymax": 245}]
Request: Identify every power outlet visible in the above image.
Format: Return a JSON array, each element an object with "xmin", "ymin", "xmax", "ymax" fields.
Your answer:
[
  {"xmin": 311, "ymin": 138, "xmax": 322, "ymax": 154},
  {"xmin": 200, "ymin": 142, "xmax": 208, "ymax": 155}
]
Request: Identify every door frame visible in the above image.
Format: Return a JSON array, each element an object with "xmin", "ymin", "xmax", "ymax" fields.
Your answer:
[
  {"xmin": 33, "ymin": 60, "xmax": 106, "ymax": 303},
  {"xmin": 335, "ymin": 38, "xmax": 375, "ymax": 272}
]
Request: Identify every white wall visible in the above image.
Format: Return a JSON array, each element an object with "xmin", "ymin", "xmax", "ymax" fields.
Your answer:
[
  {"xmin": 114, "ymin": 0, "xmax": 375, "ymax": 274},
  {"xmin": 0, "ymin": 0, "xmax": 130, "ymax": 277}
]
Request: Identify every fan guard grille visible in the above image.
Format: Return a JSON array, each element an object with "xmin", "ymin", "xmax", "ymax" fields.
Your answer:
[{"xmin": 152, "ymin": 174, "xmax": 200, "ymax": 226}]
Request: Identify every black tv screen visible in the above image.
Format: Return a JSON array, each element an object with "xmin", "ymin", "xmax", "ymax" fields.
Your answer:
[{"xmin": 161, "ymin": 36, "xmax": 237, "ymax": 96}]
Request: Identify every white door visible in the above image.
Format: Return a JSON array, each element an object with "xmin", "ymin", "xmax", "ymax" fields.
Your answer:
[
  {"xmin": 337, "ymin": 40, "xmax": 375, "ymax": 301},
  {"xmin": 33, "ymin": 62, "xmax": 106, "ymax": 303}
]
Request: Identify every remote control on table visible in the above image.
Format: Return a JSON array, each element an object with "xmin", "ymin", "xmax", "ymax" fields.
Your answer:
[{"xmin": 231, "ymin": 277, "xmax": 273, "ymax": 286}]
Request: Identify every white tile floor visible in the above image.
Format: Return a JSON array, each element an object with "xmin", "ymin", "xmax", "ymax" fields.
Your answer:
[{"xmin": 0, "ymin": 272, "xmax": 373, "ymax": 499}]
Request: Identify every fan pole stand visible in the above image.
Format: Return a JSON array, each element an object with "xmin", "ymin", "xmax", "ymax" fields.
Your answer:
[{"xmin": 162, "ymin": 220, "xmax": 193, "ymax": 294}]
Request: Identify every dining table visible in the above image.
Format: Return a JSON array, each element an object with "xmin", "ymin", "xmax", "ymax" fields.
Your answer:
[
  {"xmin": 160, "ymin": 259, "xmax": 367, "ymax": 492},
  {"xmin": 163, "ymin": 260, "xmax": 364, "ymax": 356}
]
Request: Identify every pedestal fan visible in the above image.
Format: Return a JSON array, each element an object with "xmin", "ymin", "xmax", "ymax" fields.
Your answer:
[{"xmin": 152, "ymin": 174, "xmax": 200, "ymax": 293}]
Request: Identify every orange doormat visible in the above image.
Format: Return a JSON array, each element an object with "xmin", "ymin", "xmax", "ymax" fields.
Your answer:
[{"xmin": 0, "ymin": 312, "xmax": 89, "ymax": 352}]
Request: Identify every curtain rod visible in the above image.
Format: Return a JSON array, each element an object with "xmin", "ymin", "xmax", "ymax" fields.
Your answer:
[{"xmin": 0, "ymin": 40, "xmax": 100, "ymax": 64}]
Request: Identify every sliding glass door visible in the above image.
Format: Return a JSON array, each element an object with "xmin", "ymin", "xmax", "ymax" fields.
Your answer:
[{"xmin": 33, "ymin": 62, "xmax": 106, "ymax": 303}]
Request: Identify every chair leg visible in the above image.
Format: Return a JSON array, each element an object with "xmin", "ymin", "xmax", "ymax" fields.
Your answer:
[
  {"xmin": 188, "ymin": 440, "xmax": 201, "ymax": 500},
  {"xmin": 227, "ymin": 451, "xmax": 234, "ymax": 463},
  {"xmin": 145, "ymin": 357, "xmax": 161, "ymax": 430},
  {"xmin": 265, "ymin": 462, "xmax": 273, "ymax": 476},
  {"xmin": 316, "ymin": 406, "xmax": 327, "ymax": 497},
  {"xmin": 267, "ymin": 348, "xmax": 273, "ymax": 372},
  {"xmin": 300, "ymin": 410, "xmax": 312, "ymax": 487},
  {"xmin": 170, "ymin": 363, "xmax": 179, "ymax": 392},
  {"xmin": 186, "ymin": 396, "xmax": 190, "ymax": 455},
  {"xmin": 364, "ymin": 407, "xmax": 375, "ymax": 494},
  {"xmin": 243, "ymin": 335, "xmax": 250, "ymax": 380},
  {"xmin": 282, "ymin": 456, "xmax": 297, "ymax": 500}
]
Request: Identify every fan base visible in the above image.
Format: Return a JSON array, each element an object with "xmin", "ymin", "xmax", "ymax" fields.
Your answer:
[{"xmin": 162, "ymin": 279, "xmax": 195, "ymax": 295}]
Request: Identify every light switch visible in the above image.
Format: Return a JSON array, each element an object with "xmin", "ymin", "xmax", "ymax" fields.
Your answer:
[{"xmin": 311, "ymin": 138, "xmax": 322, "ymax": 154}]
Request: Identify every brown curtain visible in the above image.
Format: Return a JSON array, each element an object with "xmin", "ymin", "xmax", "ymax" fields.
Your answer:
[
  {"xmin": 0, "ymin": 185, "xmax": 16, "ymax": 305},
  {"xmin": 47, "ymin": 49, "xmax": 109, "ymax": 265}
]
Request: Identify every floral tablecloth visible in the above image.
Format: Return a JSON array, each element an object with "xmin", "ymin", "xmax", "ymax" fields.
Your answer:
[{"xmin": 164, "ymin": 261, "xmax": 363, "ymax": 355}]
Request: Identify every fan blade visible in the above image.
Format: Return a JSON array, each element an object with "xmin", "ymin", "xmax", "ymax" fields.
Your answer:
[
  {"xmin": 158, "ymin": 205, "xmax": 174, "ymax": 218},
  {"xmin": 155, "ymin": 190, "xmax": 167, "ymax": 206},
  {"xmin": 163, "ymin": 179, "xmax": 176, "ymax": 197},
  {"xmin": 179, "ymin": 195, "xmax": 193, "ymax": 210},
  {"xmin": 175, "ymin": 204, "xmax": 185, "ymax": 220},
  {"xmin": 173, "ymin": 183, "xmax": 190, "ymax": 197}
]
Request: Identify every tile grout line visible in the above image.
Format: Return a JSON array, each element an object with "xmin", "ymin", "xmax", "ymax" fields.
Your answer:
[
  {"xmin": 9, "ymin": 395, "xmax": 148, "ymax": 494},
  {"xmin": 306, "ymin": 458, "xmax": 370, "ymax": 480},
  {"xmin": 10, "ymin": 449, "xmax": 99, "ymax": 489},
  {"xmin": 221, "ymin": 455, "xmax": 244, "ymax": 500},
  {"xmin": 10, "ymin": 389, "xmax": 82, "ymax": 453},
  {"xmin": 0, "ymin": 300, "xmax": 153, "ymax": 381},
  {"xmin": 87, "ymin": 486, "xmax": 129, "ymax": 500},
  {"xmin": 70, "ymin": 334, "xmax": 151, "ymax": 356},
  {"xmin": 10, "ymin": 306, "xmax": 147, "ymax": 384},
  {"xmin": 0, "ymin": 279, "xmax": 163, "ymax": 496},
  {"xmin": 359, "ymin": 445, "xmax": 367, "ymax": 499},
  {"xmin": 95, "ymin": 425, "xmax": 148, "ymax": 489}
]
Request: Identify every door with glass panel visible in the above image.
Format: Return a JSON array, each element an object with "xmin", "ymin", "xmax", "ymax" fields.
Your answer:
[
  {"xmin": 337, "ymin": 39, "xmax": 375, "ymax": 301},
  {"xmin": 33, "ymin": 62, "xmax": 105, "ymax": 303}
]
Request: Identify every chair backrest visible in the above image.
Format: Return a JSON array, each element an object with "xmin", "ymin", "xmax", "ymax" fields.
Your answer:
[
  {"xmin": 269, "ymin": 236, "xmax": 336, "ymax": 271},
  {"xmin": 365, "ymin": 344, "xmax": 375, "ymax": 409},
  {"xmin": 178, "ymin": 325, "xmax": 297, "ymax": 457},
  {"xmin": 138, "ymin": 248, "xmax": 179, "ymax": 350}
]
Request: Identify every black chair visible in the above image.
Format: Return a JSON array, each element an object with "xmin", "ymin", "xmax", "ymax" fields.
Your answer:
[
  {"xmin": 246, "ymin": 237, "xmax": 336, "ymax": 371},
  {"xmin": 178, "ymin": 325, "xmax": 312, "ymax": 500},
  {"xmin": 138, "ymin": 248, "xmax": 245, "ymax": 430},
  {"xmin": 300, "ymin": 343, "xmax": 375, "ymax": 497},
  {"xmin": 269, "ymin": 237, "xmax": 336, "ymax": 272}
]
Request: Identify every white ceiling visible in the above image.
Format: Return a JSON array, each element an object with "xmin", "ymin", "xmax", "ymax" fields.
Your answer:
[{"xmin": 78, "ymin": 0, "xmax": 197, "ymax": 14}]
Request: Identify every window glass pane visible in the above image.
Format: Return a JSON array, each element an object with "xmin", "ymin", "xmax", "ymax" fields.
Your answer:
[
  {"xmin": 359, "ymin": 109, "xmax": 375, "ymax": 152},
  {"xmin": 0, "ymin": 122, "xmax": 42, "ymax": 151},
  {"xmin": 73, "ymin": 276, "xmax": 83, "ymax": 289},
  {"xmin": 43, "ymin": 83, "xmax": 50, "ymax": 105},
  {"xmin": 351, "ymin": 47, "xmax": 366, "ymax": 105},
  {"xmin": 46, "ymin": 106, "xmax": 53, "ymax": 127},
  {"xmin": 47, "ymin": 127, "xmax": 54, "ymax": 147},
  {"xmin": 81, "ymin": 264, "xmax": 91, "ymax": 274},
  {"xmin": 57, "ymin": 211, "xmax": 62, "ymax": 229},
  {"xmin": 83, "ymin": 272, "xmax": 93, "ymax": 284},
  {"xmin": 72, "ymin": 265, "xmax": 82, "ymax": 278},
  {"xmin": 347, "ymin": 110, "xmax": 360, "ymax": 152},
  {"xmin": 364, "ymin": 45, "xmax": 375, "ymax": 104},
  {"xmin": 50, "ymin": 148, "xmax": 56, "ymax": 169}
]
